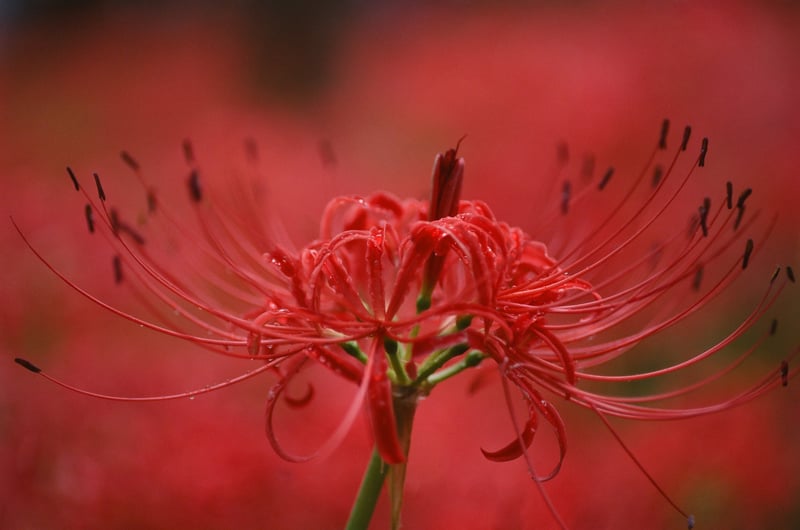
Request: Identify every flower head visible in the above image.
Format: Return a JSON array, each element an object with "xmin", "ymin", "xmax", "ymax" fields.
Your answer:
[{"xmin": 14, "ymin": 120, "xmax": 797, "ymax": 528}]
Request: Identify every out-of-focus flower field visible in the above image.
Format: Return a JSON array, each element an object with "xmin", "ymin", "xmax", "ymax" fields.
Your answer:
[{"xmin": 2, "ymin": 2, "xmax": 798, "ymax": 529}]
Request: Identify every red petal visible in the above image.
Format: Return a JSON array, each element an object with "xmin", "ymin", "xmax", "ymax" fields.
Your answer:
[
  {"xmin": 366, "ymin": 227, "xmax": 387, "ymax": 320},
  {"xmin": 481, "ymin": 403, "xmax": 538, "ymax": 462},
  {"xmin": 530, "ymin": 325, "xmax": 576, "ymax": 386},
  {"xmin": 365, "ymin": 337, "xmax": 405, "ymax": 464},
  {"xmin": 386, "ymin": 225, "xmax": 437, "ymax": 318},
  {"xmin": 305, "ymin": 345, "xmax": 364, "ymax": 384}
]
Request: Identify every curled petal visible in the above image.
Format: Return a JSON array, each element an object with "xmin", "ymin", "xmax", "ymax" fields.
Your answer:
[
  {"xmin": 533, "ymin": 397, "xmax": 567, "ymax": 481},
  {"xmin": 491, "ymin": 371, "xmax": 568, "ymax": 482},
  {"xmin": 265, "ymin": 346, "xmax": 375, "ymax": 464},
  {"xmin": 264, "ymin": 358, "xmax": 314, "ymax": 462},
  {"xmin": 481, "ymin": 403, "xmax": 538, "ymax": 462},
  {"xmin": 368, "ymin": 191, "xmax": 405, "ymax": 218},
  {"xmin": 283, "ymin": 382, "xmax": 314, "ymax": 408}
]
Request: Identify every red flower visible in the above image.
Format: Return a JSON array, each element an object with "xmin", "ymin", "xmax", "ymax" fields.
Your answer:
[{"xmin": 14, "ymin": 119, "xmax": 797, "ymax": 528}]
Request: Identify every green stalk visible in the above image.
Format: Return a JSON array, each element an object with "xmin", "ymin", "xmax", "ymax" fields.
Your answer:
[
  {"xmin": 426, "ymin": 351, "xmax": 486, "ymax": 386},
  {"xmin": 344, "ymin": 390, "xmax": 419, "ymax": 530},
  {"xmin": 415, "ymin": 343, "xmax": 469, "ymax": 384},
  {"xmin": 389, "ymin": 391, "xmax": 418, "ymax": 530},
  {"xmin": 345, "ymin": 448, "xmax": 389, "ymax": 530}
]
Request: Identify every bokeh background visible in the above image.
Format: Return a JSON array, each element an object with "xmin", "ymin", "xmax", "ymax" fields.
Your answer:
[{"xmin": 2, "ymin": 1, "xmax": 799, "ymax": 529}]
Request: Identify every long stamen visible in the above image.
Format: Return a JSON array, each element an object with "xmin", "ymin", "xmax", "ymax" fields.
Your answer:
[
  {"xmin": 591, "ymin": 405, "xmax": 691, "ymax": 521},
  {"xmin": 13, "ymin": 127, "xmax": 796, "ymax": 530},
  {"xmin": 14, "ymin": 357, "xmax": 274, "ymax": 401}
]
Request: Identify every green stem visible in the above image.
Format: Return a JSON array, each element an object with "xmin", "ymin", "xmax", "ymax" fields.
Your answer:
[
  {"xmin": 344, "ymin": 390, "xmax": 419, "ymax": 530},
  {"xmin": 389, "ymin": 392, "xmax": 418, "ymax": 530},
  {"xmin": 385, "ymin": 338, "xmax": 411, "ymax": 385},
  {"xmin": 415, "ymin": 343, "xmax": 469, "ymax": 384},
  {"xmin": 426, "ymin": 351, "xmax": 486, "ymax": 386},
  {"xmin": 345, "ymin": 448, "xmax": 388, "ymax": 530}
]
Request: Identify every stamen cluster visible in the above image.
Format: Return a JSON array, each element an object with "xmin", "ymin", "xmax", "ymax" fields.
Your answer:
[{"xmin": 14, "ymin": 121, "xmax": 797, "ymax": 528}]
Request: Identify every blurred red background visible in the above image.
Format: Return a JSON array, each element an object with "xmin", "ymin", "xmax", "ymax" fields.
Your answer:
[{"xmin": 2, "ymin": 2, "xmax": 798, "ymax": 529}]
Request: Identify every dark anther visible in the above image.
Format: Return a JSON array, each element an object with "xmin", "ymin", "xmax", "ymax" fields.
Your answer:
[
  {"xmin": 770, "ymin": 319, "xmax": 778, "ymax": 336},
  {"xmin": 736, "ymin": 188, "xmax": 752, "ymax": 210},
  {"xmin": 659, "ymin": 119, "xmax": 670, "ymax": 150},
  {"xmin": 787, "ymin": 266, "xmax": 796, "ymax": 283},
  {"xmin": 244, "ymin": 137, "xmax": 259, "ymax": 163},
  {"xmin": 120, "ymin": 151, "xmax": 140, "ymax": 171},
  {"xmin": 67, "ymin": 167, "xmax": 79, "ymax": 191},
  {"xmin": 698, "ymin": 197, "xmax": 711, "ymax": 237},
  {"xmin": 146, "ymin": 190, "xmax": 157, "ymax": 213},
  {"xmin": 780, "ymin": 360, "xmax": 789, "ymax": 387},
  {"xmin": 770, "ymin": 266, "xmax": 781, "ymax": 284},
  {"xmin": 692, "ymin": 265, "xmax": 704, "ymax": 291},
  {"xmin": 93, "ymin": 173, "xmax": 106, "ymax": 201},
  {"xmin": 188, "ymin": 170, "xmax": 202, "ymax": 202},
  {"xmin": 581, "ymin": 154, "xmax": 595, "ymax": 182},
  {"xmin": 687, "ymin": 514, "xmax": 696, "ymax": 530},
  {"xmin": 742, "ymin": 239, "xmax": 754, "ymax": 270},
  {"xmin": 556, "ymin": 141, "xmax": 569, "ymax": 166},
  {"xmin": 14, "ymin": 357, "xmax": 41, "ymax": 373},
  {"xmin": 84, "ymin": 204, "xmax": 94, "ymax": 233},
  {"xmin": 651, "ymin": 165, "xmax": 664, "ymax": 188},
  {"xmin": 598, "ymin": 167, "xmax": 614, "ymax": 190},
  {"xmin": 733, "ymin": 208, "xmax": 745, "ymax": 231},
  {"xmin": 113, "ymin": 255, "xmax": 123, "ymax": 284},
  {"xmin": 680, "ymin": 126, "xmax": 691, "ymax": 151},
  {"xmin": 725, "ymin": 181, "xmax": 733, "ymax": 209},
  {"xmin": 561, "ymin": 180, "xmax": 571, "ymax": 215},
  {"xmin": 109, "ymin": 208, "xmax": 121, "ymax": 234},
  {"xmin": 699, "ymin": 137, "xmax": 708, "ymax": 167},
  {"xmin": 733, "ymin": 188, "xmax": 752, "ymax": 231},
  {"xmin": 182, "ymin": 139, "xmax": 196, "ymax": 165}
]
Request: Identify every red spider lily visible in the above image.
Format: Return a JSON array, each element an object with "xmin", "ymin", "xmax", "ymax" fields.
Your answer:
[{"xmin": 13, "ymin": 120, "xmax": 797, "ymax": 529}]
